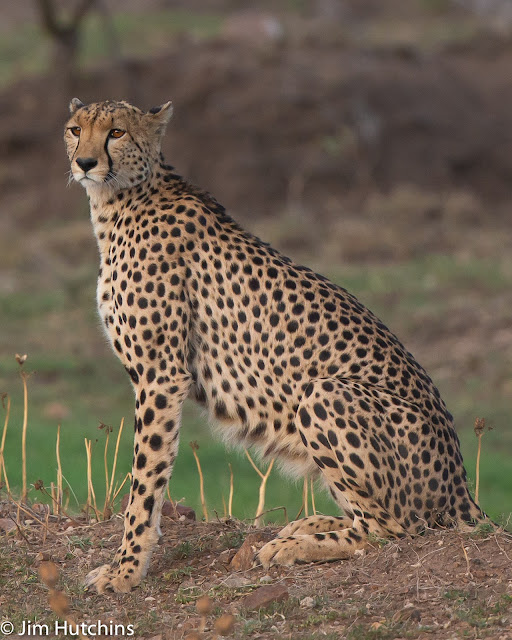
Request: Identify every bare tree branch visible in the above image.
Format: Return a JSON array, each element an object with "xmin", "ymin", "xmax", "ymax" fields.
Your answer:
[{"xmin": 70, "ymin": 0, "xmax": 97, "ymax": 31}]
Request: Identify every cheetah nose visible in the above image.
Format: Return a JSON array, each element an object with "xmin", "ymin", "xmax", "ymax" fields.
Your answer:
[{"xmin": 76, "ymin": 157, "xmax": 98, "ymax": 172}]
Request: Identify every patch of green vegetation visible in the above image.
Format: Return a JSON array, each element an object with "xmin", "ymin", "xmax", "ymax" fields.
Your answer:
[
  {"xmin": 443, "ymin": 588, "xmax": 471, "ymax": 602},
  {"xmin": 367, "ymin": 532, "xmax": 391, "ymax": 547},
  {"xmin": 133, "ymin": 610, "xmax": 160, "ymax": 637},
  {"xmin": 492, "ymin": 594, "xmax": 512, "ymax": 614},
  {"xmin": 469, "ymin": 521, "xmax": 497, "ymax": 538},
  {"xmin": 0, "ymin": 9, "xmax": 223, "ymax": 89},
  {"xmin": 249, "ymin": 596, "xmax": 300, "ymax": 618},
  {"xmin": 209, "ymin": 583, "xmax": 255, "ymax": 599},
  {"xmin": 457, "ymin": 429, "xmax": 512, "ymax": 522},
  {"xmin": 67, "ymin": 535, "xmax": 92, "ymax": 550},
  {"xmin": 81, "ymin": 10, "xmax": 223, "ymax": 65},
  {"xmin": 162, "ymin": 565, "xmax": 193, "ymax": 583},
  {"xmin": 300, "ymin": 610, "xmax": 340, "ymax": 628},
  {"xmin": 328, "ymin": 255, "xmax": 512, "ymax": 308},
  {"xmin": 220, "ymin": 529, "xmax": 246, "ymax": 549},
  {"xmin": 168, "ymin": 540, "xmax": 194, "ymax": 561},
  {"xmin": 449, "ymin": 592, "xmax": 512, "ymax": 631},
  {"xmin": 0, "ymin": 22, "xmax": 50, "ymax": 87},
  {"xmin": 175, "ymin": 584, "xmax": 202, "ymax": 604},
  {"xmin": 239, "ymin": 598, "xmax": 301, "ymax": 637}
]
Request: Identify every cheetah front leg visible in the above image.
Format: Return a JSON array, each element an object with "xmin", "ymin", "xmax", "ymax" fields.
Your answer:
[{"xmin": 86, "ymin": 375, "xmax": 190, "ymax": 593}]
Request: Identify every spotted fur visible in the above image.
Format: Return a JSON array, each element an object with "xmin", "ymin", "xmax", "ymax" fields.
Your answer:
[{"xmin": 64, "ymin": 99, "xmax": 487, "ymax": 594}]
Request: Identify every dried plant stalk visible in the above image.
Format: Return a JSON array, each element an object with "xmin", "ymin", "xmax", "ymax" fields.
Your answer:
[
  {"xmin": 190, "ymin": 441, "xmax": 208, "ymax": 522},
  {"xmin": 303, "ymin": 476, "xmax": 309, "ymax": 517},
  {"xmin": 107, "ymin": 418, "xmax": 124, "ymax": 505},
  {"xmin": 111, "ymin": 472, "xmax": 131, "ymax": 505},
  {"xmin": 310, "ymin": 476, "xmax": 317, "ymax": 515},
  {"xmin": 84, "ymin": 439, "xmax": 100, "ymax": 519},
  {"xmin": 245, "ymin": 449, "xmax": 275, "ymax": 527},
  {"xmin": 20, "ymin": 370, "xmax": 29, "ymax": 502},
  {"xmin": 103, "ymin": 428, "xmax": 111, "ymax": 503},
  {"xmin": 0, "ymin": 393, "xmax": 11, "ymax": 492},
  {"xmin": 55, "ymin": 424, "xmax": 63, "ymax": 516},
  {"xmin": 50, "ymin": 481, "xmax": 57, "ymax": 515},
  {"xmin": 474, "ymin": 417, "xmax": 486, "ymax": 505},
  {"xmin": 228, "ymin": 462, "xmax": 234, "ymax": 518}
]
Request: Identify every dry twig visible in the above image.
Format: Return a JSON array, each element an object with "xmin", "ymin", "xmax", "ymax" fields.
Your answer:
[{"xmin": 244, "ymin": 450, "xmax": 275, "ymax": 526}]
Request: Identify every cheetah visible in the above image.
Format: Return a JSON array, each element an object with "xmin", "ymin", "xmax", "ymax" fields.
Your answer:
[{"xmin": 64, "ymin": 98, "xmax": 488, "ymax": 594}]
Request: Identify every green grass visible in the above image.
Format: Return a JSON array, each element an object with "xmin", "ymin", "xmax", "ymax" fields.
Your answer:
[
  {"xmin": 0, "ymin": 9, "xmax": 223, "ymax": 89},
  {"xmin": 1, "ymin": 253, "xmax": 511, "ymax": 522}
]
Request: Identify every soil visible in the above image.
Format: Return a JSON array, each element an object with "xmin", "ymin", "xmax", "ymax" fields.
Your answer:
[
  {"xmin": 2, "ymin": 3, "xmax": 512, "ymax": 639},
  {"xmin": 1, "ymin": 500, "xmax": 512, "ymax": 640}
]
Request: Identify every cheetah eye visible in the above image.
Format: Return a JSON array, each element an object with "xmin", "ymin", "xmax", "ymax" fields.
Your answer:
[
  {"xmin": 109, "ymin": 129, "xmax": 125, "ymax": 139},
  {"xmin": 69, "ymin": 126, "xmax": 81, "ymax": 137}
]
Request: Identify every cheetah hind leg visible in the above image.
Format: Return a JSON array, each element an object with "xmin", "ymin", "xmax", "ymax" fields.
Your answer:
[{"xmin": 258, "ymin": 378, "xmax": 410, "ymax": 568}]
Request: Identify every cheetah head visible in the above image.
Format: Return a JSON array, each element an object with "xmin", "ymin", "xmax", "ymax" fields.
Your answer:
[{"xmin": 64, "ymin": 98, "xmax": 173, "ymax": 194}]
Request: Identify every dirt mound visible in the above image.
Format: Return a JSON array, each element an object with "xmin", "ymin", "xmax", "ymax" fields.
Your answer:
[{"xmin": 2, "ymin": 500, "xmax": 511, "ymax": 639}]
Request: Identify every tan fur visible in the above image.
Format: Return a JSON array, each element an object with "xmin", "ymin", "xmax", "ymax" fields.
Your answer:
[{"xmin": 64, "ymin": 99, "xmax": 488, "ymax": 594}]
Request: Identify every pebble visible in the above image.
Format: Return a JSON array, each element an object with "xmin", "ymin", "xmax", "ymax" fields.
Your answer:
[
  {"xmin": 241, "ymin": 584, "xmax": 289, "ymax": 610},
  {"xmin": 230, "ymin": 532, "xmax": 273, "ymax": 571},
  {"xmin": 300, "ymin": 596, "xmax": 315, "ymax": 608},
  {"xmin": 222, "ymin": 575, "xmax": 251, "ymax": 588}
]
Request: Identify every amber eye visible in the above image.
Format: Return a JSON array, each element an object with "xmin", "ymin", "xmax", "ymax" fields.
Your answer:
[
  {"xmin": 109, "ymin": 129, "xmax": 125, "ymax": 139},
  {"xmin": 69, "ymin": 126, "xmax": 81, "ymax": 137}
]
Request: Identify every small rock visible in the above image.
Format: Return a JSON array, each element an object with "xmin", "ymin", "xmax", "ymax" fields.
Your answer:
[
  {"xmin": 230, "ymin": 532, "xmax": 273, "ymax": 571},
  {"xmin": 300, "ymin": 596, "xmax": 315, "ymax": 608},
  {"xmin": 222, "ymin": 575, "xmax": 251, "ymax": 589},
  {"xmin": 145, "ymin": 596, "xmax": 156, "ymax": 602},
  {"xmin": 241, "ymin": 584, "xmax": 289, "ymax": 610},
  {"xmin": 259, "ymin": 574, "xmax": 273, "ymax": 584},
  {"xmin": 219, "ymin": 548, "xmax": 236, "ymax": 563}
]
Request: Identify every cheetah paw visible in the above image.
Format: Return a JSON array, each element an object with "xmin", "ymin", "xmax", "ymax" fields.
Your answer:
[
  {"xmin": 85, "ymin": 564, "xmax": 137, "ymax": 594},
  {"xmin": 257, "ymin": 536, "xmax": 307, "ymax": 568}
]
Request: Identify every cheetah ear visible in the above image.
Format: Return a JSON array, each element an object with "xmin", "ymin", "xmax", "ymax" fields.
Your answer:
[
  {"xmin": 147, "ymin": 101, "xmax": 173, "ymax": 135},
  {"xmin": 69, "ymin": 98, "xmax": 85, "ymax": 114}
]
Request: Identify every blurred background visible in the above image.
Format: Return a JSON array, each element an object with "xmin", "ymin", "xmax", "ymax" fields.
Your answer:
[{"xmin": 0, "ymin": 0, "xmax": 511, "ymax": 522}]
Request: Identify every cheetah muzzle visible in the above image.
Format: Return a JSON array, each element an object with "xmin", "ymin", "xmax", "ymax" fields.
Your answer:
[{"xmin": 64, "ymin": 98, "xmax": 490, "ymax": 594}]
